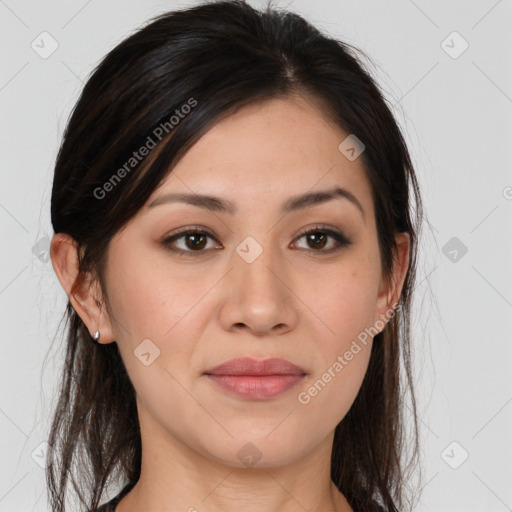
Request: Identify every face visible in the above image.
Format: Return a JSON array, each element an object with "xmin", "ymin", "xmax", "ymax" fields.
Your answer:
[{"xmin": 63, "ymin": 95, "xmax": 407, "ymax": 470}]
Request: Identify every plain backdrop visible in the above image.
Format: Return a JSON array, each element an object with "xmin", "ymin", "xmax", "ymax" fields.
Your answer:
[{"xmin": 0, "ymin": 0, "xmax": 511, "ymax": 510}]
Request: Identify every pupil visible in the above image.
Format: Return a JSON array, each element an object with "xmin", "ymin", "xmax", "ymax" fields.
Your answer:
[
  {"xmin": 187, "ymin": 234, "xmax": 206, "ymax": 250},
  {"xmin": 309, "ymin": 233, "xmax": 326, "ymax": 249}
]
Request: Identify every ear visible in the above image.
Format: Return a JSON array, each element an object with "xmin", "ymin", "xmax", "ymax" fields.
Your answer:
[
  {"xmin": 49, "ymin": 233, "xmax": 115, "ymax": 344},
  {"xmin": 374, "ymin": 232, "xmax": 410, "ymax": 328}
]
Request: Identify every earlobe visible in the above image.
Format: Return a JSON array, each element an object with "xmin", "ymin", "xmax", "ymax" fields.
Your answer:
[{"xmin": 50, "ymin": 233, "xmax": 115, "ymax": 344}]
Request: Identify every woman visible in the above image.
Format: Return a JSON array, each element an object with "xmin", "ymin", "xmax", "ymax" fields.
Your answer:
[{"xmin": 47, "ymin": 1, "xmax": 423, "ymax": 511}]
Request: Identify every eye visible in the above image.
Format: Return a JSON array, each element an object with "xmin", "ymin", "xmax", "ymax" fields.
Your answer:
[
  {"xmin": 292, "ymin": 225, "xmax": 353, "ymax": 254},
  {"xmin": 161, "ymin": 226, "xmax": 220, "ymax": 256},
  {"xmin": 161, "ymin": 224, "xmax": 353, "ymax": 257}
]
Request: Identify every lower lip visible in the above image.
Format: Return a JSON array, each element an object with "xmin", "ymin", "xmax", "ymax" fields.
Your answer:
[{"xmin": 206, "ymin": 374, "xmax": 305, "ymax": 399}]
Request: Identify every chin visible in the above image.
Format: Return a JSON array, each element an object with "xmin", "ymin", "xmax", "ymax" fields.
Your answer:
[{"xmin": 204, "ymin": 432, "xmax": 308, "ymax": 470}]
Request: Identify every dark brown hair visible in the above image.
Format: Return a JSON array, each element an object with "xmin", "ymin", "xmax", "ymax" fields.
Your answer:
[{"xmin": 46, "ymin": 1, "xmax": 423, "ymax": 511}]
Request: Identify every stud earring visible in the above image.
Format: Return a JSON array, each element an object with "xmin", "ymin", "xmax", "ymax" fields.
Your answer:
[{"xmin": 93, "ymin": 330, "xmax": 100, "ymax": 342}]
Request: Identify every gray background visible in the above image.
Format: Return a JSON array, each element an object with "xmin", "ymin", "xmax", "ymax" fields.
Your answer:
[{"xmin": 1, "ymin": 0, "xmax": 511, "ymax": 510}]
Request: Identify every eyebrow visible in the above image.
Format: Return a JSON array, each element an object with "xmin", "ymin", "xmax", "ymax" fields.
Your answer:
[{"xmin": 148, "ymin": 186, "xmax": 365, "ymax": 221}]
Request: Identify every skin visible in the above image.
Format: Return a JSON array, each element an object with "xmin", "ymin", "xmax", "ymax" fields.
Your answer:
[{"xmin": 50, "ymin": 94, "xmax": 410, "ymax": 512}]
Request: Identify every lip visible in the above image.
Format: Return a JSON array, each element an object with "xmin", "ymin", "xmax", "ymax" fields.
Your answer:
[
  {"xmin": 205, "ymin": 357, "xmax": 306, "ymax": 376},
  {"xmin": 204, "ymin": 357, "xmax": 307, "ymax": 400}
]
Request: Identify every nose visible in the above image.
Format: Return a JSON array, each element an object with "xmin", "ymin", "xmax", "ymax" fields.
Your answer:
[{"xmin": 217, "ymin": 242, "xmax": 299, "ymax": 337}]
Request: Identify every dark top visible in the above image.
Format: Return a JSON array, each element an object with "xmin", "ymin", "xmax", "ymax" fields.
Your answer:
[
  {"xmin": 95, "ymin": 483, "xmax": 134, "ymax": 512},
  {"xmin": 95, "ymin": 483, "xmax": 387, "ymax": 512}
]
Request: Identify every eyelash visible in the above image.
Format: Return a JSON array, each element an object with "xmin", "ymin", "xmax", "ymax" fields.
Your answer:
[{"xmin": 161, "ymin": 224, "xmax": 353, "ymax": 257}]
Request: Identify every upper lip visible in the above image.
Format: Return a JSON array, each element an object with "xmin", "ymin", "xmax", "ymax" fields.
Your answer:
[{"xmin": 204, "ymin": 357, "xmax": 306, "ymax": 376}]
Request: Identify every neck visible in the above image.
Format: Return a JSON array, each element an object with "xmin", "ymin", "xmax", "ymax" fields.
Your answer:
[{"xmin": 116, "ymin": 411, "xmax": 353, "ymax": 512}]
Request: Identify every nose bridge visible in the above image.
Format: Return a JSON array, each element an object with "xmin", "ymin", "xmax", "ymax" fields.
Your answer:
[
  {"xmin": 217, "ymin": 230, "xmax": 297, "ymax": 335},
  {"xmin": 234, "ymin": 232, "xmax": 284, "ymax": 298}
]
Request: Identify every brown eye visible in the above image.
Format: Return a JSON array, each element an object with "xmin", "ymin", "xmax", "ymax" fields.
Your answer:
[
  {"xmin": 304, "ymin": 232, "xmax": 329, "ymax": 250},
  {"xmin": 182, "ymin": 232, "xmax": 208, "ymax": 250},
  {"xmin": 162, "ymin": 228, "xmax": 220, "ymax": 255},
  {"xmin": 162, "ymin": 225, "xmax": 352, "ymax": 257},
  {"xmin": 293, "ymin": 227, "xmax": 353, "ymax": 254}
]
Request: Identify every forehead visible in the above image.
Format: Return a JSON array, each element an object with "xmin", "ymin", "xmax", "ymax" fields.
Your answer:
[{"xmin": 147, "ymin": 95, "xmax": 374, "ymax": 219}]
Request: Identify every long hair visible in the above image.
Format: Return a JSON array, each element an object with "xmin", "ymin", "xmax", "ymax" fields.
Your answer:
[{"xmin": 46, "ymin": 1, "xmax": 423, "ymax": 510}]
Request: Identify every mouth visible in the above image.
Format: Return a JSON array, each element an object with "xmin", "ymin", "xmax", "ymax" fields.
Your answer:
[{"xmin": 204, "ymin": 357, "xmax": 307, "ymax": 400}]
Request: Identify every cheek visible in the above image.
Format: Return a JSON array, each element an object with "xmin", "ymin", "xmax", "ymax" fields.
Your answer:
[
  {"xmin": 105, "ymin": 254, "xmax": 213, "ymax": 397},
  {"xmin": 307, "ymin": 262, "xmax": 380, "ymax": 346},
  {"xmin": 105, "ymin": 250, "xmax": 208, "ymax": 344},
  {"xmin": 297, "ymin": 342, "xmax": 372, "ymax": 436},
  {"xmin": 297, "ymin": 274, "xmax": 376, "ymax": 425},
  {"xmin": 293, "ymin": 262, "xmax": 379, "ymax": 423}
]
